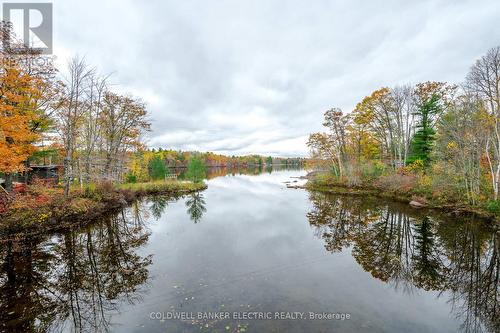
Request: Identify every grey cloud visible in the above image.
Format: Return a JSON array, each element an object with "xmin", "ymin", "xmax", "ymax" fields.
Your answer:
[{"xmin": 54, "ymin": 0, "xmax": 500, "ymax": 156}]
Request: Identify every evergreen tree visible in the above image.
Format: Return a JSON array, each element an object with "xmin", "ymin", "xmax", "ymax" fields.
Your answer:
[
  {"xmin": 407, "ymin": 94, "xmax": 442, "ymax": 166},
  {"xmin": 148, "ymin": 155, "xmax": 167, "ymax": 180},
  {"xmin": 186, "ymin": 155, "xmax": 206, "ymax": 183}
]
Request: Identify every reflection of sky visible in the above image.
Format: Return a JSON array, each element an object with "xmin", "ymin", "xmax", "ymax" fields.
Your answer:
[{"xmin": 113, "ymin": 170, "xmax": 459, "ymax": 333}]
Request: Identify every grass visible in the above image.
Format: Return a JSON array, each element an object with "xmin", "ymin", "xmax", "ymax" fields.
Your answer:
[{"xmin": 119, "ymin": 180, "xmax": 206, "ymax": 194}]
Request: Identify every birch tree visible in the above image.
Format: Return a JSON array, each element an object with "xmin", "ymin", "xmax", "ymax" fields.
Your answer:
[
  {"xmin": 57, "ymin": 56, "xmax": 93, "ymax": 196},
  {"xmin": 81, "ymin": 73, "xmax": 108, "ymax": 183},
  {"xmin": 466, "ymin": 46, "xmax": 500, "ymax": 200},
  {"xmin": 391, "ymin": 85, "xmax": 416, "ymax": 166}
]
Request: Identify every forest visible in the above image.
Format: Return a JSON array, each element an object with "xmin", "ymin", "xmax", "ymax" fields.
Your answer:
[{"xmin": 307, "ymin": 46, "xmax": 500, "ymax": 216}]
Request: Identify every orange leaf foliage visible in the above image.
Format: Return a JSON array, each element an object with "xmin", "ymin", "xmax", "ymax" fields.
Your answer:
[{"xmin": 0, "ymin": 65, "xmax": 42, "ymax": 173}]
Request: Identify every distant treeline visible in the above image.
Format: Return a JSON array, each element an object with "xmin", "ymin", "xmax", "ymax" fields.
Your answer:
[{"xmin": 127, "ymin": 149, "xmax": 306, "ymax": 182}]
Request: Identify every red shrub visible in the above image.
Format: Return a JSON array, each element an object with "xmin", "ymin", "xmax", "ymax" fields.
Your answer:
[{"xmin": 375, "ymin": 173, "xmax": 417, "ymax": 194}]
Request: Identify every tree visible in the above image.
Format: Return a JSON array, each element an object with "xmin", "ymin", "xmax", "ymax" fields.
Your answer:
[
  {"xmin": 357, "ymin": 88, "xmax": 399, "ymax": 168},
  {"xmin": 407, "ymin": 82, "xmax": 455, "ymax": 167},
  {"xmin": 356, "ymin": 86, "xmax": 417, "ymax": 168},
  {"xmin": 81, "ymin": 73, "xmax": 108, "ymax": 183},
  {"xmin": 148, "ymin": 155, "xmax": 167, "ymax": 180},
  {"xmin": 0, "ymin": 22, "xmax": 59, "ymax": 191},
  {"xmin": 390, "ymin": 85, "xmax": 416, "ymax": 166},
  {"xmin": 0, "ymin": 65, "xmax": 43, "ymax": 190},
  {"xmin": 57, "ymin": 56, "xmax": 94, "ymax": 196},
  {"xmin": 127, "ymin": 150, "xmax": 153, "ymax": 182},
  {"xmin": 407, "ymin": 94, "xmax": 441, "ymax": 166},
  {"xmin": 466, "ymin": 46, "xmax": 500, "ymax": 200},
  {"xmin": 308, "ymin": 108, "xmax": 349, "ymax": 176},
  {"xmin": 185, "ymin": 155, "xmax": 206, "ymax": 183},
  {"xmin": 435, "ymin": 92, "xmax": 488, "ymax": 204},
  {"xmin": 100, "ymin": 92, "xmax": 150, "ymax": 180},
  {"xmin": 349, "ymin": 100, "xmax": 380, "ymax": 162}
]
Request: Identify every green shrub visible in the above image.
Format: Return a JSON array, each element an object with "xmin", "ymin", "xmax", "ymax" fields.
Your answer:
[
  {"xmin": 486, "ymin": 200, "xmax": 500, "ymax": 215},
  {"xmin": 125, "ymin": 173, "xmax": 137, "ymax": 183}
]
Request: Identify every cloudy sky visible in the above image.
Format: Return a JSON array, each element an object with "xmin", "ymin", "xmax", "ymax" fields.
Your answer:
[{"xmin": 49, "ymin": 0, "xmax": 500, "ymax": 156}]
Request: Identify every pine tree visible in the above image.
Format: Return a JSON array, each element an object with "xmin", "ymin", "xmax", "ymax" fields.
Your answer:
[
  {"xmin": 407, "ymin": 94, "xmax": 442, "ymax": 166},
  {"xmin": 186, "ymin": 155, "xmax": 206, "ymax": 183},
  {"xmin": 148, "ymin": 155, "xmax": 167, "ymax": 180}
]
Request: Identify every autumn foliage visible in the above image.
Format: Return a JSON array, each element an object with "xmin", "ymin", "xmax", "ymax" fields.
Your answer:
[
  {"xmin": 308, "ymin": 46, "xmax": 500, "ymax": 210},
  {"xmin": 0, "ymin": 65, "xmax": 42, "ymax": 173}
]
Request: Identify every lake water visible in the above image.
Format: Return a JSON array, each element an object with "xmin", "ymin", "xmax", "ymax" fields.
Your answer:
[{"xmin": 0, "ymin": 169, "xmax": 498, "ymax": 332}]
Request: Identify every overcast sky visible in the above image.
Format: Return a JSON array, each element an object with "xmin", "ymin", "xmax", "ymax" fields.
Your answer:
[{"xmin": 50, "ymin": 0, "xmax": 500, "ymax": 156}]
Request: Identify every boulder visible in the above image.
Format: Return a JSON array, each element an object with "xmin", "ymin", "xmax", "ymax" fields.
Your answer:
[{"xmin": 409, "ymin": 200, "xmax": 426, "ymax": 208}]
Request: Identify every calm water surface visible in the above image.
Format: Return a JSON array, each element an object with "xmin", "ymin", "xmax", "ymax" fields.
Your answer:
[{"xmin": 0, "ymin": 169, "xmax": 498, "ymax": 332}]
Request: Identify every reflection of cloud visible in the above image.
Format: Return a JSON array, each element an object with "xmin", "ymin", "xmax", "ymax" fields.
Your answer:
[{"xmin": 54, "ymin": 0, "xmax": 500, "ymax": 156}]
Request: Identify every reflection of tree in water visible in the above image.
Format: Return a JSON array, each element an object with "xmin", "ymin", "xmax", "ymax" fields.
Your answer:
[
  {"xmin": 0, "ymin": 204, "xmax": 152, "ymax": 332},
  {"xmin": 354, "ymin": 212, "xmax": 446, "ymax": 292},
  {"xmin": 412, "ymin": 216, "xmax": 446, "ymax": 290},
  {"xmin": 353, "ymin": 210, "xmax": 416, "ymax": 288},
  {"xmin": 307, "ymin": 191, "xmax": 499, "ymax": 332},
  {"xmin": 0, "ymin": 238, "xmax": 60, "ymax": 332},
  {"xmin": 149, "ymin": 195, "xmax": 169, "ymax": 220},
  {"xmin": 307, "ymin": 192, "xmax": 381, "ymax": 252},
  {"xmin": 186, "ymin": 192, "xmax": 207, "ymax": 223},
  {"xmin": 437, "ymin": 220, "xmax": 499, "ymax": 333},
  {"xmin": 176, "ymin": 164, "xmax": 303, "ymax": 180}
]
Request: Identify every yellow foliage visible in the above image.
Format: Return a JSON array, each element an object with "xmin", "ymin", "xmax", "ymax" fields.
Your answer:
[{"xmin": 446, "ymin": 141, "xmax": 458, "ymax": 150}]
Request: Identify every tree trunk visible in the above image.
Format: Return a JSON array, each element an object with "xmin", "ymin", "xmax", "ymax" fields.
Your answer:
[
  {"xmin": 4, "ymin": 173, "xmax": 13, "ymax": 192},
  {"xmin": 64, "ymin": 156, "xmax": 71, "ymax": 197}
]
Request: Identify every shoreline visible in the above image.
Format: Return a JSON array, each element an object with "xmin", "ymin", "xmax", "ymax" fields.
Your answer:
[
  {"xmin": 303, "ymin": 179, "xmax": 500, "ymax": 224},
  {"xmin": 0, "ymin": 181, "xmax": 207, "ymax": 241}
]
